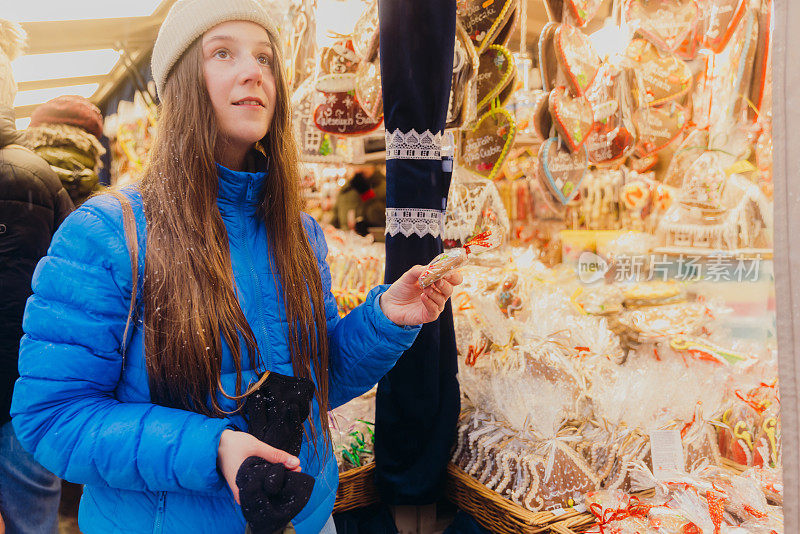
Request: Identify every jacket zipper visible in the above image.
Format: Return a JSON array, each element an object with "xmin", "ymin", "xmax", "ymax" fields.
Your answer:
[
  {"xmin": 152, "ymin": 491, "xmax": 166, "ymax": 534},
  {"xmin": 241, "ymin": 175, "xmax": 272, "ymax": 370}
]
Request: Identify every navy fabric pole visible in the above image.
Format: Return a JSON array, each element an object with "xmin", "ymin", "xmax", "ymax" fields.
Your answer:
[{"xmin": 374, "ymin": 0, "xmax": 459, "ymax": 503}]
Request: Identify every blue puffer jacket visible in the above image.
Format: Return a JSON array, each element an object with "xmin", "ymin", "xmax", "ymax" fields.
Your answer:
[{"xmin": 11, "ymin": 163, "xmax": 420, "ymax": 534}]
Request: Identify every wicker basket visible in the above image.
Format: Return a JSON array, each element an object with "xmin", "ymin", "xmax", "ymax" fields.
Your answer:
[
  {"xmin": 334, "ymin": 462, "xmax": 379, "ymax": 514},
  {"xmin": 548, "ymin": 515, "xmax": 596, "ymax": 534},
  {"xmin": 445, "ymin": 463, "xmax": 590, "ymax": 534}
]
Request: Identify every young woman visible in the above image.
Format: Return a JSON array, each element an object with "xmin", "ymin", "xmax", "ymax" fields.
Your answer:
[{"xmin": 10, "ymin": 1, "xmax": 461, "ymax": 533}]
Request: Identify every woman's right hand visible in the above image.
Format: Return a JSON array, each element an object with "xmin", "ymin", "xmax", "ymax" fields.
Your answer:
[{"xmin": 217, "ymin": 429, "xmax": 301, "ymax": 504}]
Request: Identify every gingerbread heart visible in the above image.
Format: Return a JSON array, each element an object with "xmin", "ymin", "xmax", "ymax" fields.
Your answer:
[
  {"xmin": 632, "ymin": 102, "xmax": 688, "ymax": 157},
  {"xmin": 355, "ymin": 60, "xmax": 383, "ymax": 120},
  {"xmin": 626, "ymin": 39, "xmax": 692, "ymax": 107},
  {"xmin": 545, "ymin": 0, "xmax": 603, "ymax": 27},
  {"xmin": 538, "ymin": 137, "xmax": 588, "ymax": 204},
  {"xmin": 459, "ymin": 107, "xmax": 517, "ymax": 180},
  {"xmin": 477, "ymin": 45, "xmax": 516, "ymax": 112},
  {"xmin": 544, "ymin": 0, "xmax": 565, "ymax": 22},
  {"xmin": 586, "ymin": 125, "xmax": 635, "ymax": 167},
  {"xmin": 549, "ymin": 86, "xmax": 595, "ymax": 153},
  {"xmin": 566, "ymin": 0, "xmax": 605, "ymax": 27},
  {"xmin": 313, "ymin": 89, "xmax": 383, "ymax": 136},
  {"xmin": 626, "ymin": 0, "xmax": 700, "ymax": 52},
  {"xmin": 457, "ymin": 0, "xmax": 516, "ymax": 54},
  {"xmin": 704, "ymin": 0, "xmax": 747, "ymax": 53},
  {"xmin": 533, "ymin": 91, "xmax": 553, "ymax": 140},
  {"xmin": 538, "ymin": 23, "xmax": 560, "ymax": 93},
  {"xmin": 749, "ymin": 0, "xmax": 772, "ymax": 118},
  {"xmin": 447, "ymin": 21, "xmax": 480, "ymax": 129},
  {"xmin": 493, "ymin": 3, "xmax": 517, "ymax": 47},
  {"xmin": 352, "ymin": 0, "xmax": 379, "ymax": 61},
  {"xmin": 556, "ymin": 24, "xmax": 600, "ymax": 96},
  {"xmin": 729, "ymin": 8, "xmax": 759, "ymax": 119}
]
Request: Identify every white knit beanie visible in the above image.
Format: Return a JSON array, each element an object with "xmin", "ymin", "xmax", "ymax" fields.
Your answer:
[{"xmin": 150, "ymin": 0, "xmax": 279, "ymax": 99}]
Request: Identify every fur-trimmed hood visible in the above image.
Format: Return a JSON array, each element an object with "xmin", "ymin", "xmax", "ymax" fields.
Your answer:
[{"xmin": 21, "ymin": 123, "xmax": 106, "ymax": 160}]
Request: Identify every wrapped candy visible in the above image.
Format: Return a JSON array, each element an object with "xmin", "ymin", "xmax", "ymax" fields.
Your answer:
[{"xmin": 418, "ymin": 225, "xmax": 504, "ymax": 288}]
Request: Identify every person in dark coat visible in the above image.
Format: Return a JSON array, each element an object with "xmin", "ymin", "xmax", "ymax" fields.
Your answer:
[
  {"xmin": 331, "ymin": 165, "xmax": 386, "ymax": 236},
  {"xmin": 0, "ymin": 18, "xmax": 74, "ymax": 534}
]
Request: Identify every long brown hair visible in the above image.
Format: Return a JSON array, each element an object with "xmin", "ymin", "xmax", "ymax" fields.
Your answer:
[{"xmin": 133, "ymin": 31, "xmax": 330, "ymax": 443}]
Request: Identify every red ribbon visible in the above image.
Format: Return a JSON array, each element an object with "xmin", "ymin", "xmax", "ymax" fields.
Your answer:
[
  {"xmin": 463, "ymin": 229, "xmax": 493, "ymax": 255},
  {"xmin": 359, "ymin": 189, "xmax": 375, "ymax": 202}
]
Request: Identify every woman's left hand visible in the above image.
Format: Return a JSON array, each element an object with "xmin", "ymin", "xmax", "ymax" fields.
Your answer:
[{"xmin": 379, "ymin": 265, "xmax": 463, "ymax": 326}]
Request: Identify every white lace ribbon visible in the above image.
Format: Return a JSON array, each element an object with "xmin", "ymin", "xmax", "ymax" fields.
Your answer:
[
  {"xmin": 385, "ymin": 128, "xmax": 443, "ymax": 160},
  {"xmin": 385, "ymin": 208, "xmax": 444, "ymax": 238}
]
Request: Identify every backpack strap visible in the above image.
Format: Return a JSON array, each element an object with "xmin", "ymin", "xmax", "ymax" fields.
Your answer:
[{"xmin": 105, "ymin": 190, "xmax": 139, "ymax": 366}]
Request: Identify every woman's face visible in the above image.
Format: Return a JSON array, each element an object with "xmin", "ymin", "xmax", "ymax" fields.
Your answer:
[{"xmin": 202, "ymin": 21, "xmax": 277, "ymax": 151}]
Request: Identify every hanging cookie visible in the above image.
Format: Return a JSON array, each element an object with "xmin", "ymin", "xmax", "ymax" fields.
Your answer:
[
  {"xmin": 459, "ymin": 107, "xmax": 517, "ymax": 180},
  {"xmin": 555, "ymin": 23, "xmax": 601, "ymax": 96},
  {"xmin": 538, "ymin": 137, "xmax": 588, "ymax": 204},
  {"xmin": 625, "ymin": 0, "xmax": 700, "ymax": 53},
  {"xmin": 704, "ymin": 0, "xmax": 747, "ymax": 54},
  {"xmin": 549, "ymin": 86, "xmax": 595, "ymax": 153},
  {"xmin": 544, "ymin": 0, "xmax": 604, "ymax": 27},
  {"xmin": 632, "ymin": 102, "xmax": 688, "ymax": 157},
  {"xmin": 457, "ymin": 0, "xmax": 517, "ymax": 54},
  {"xmin": 538, "ymin": 22, "xmax": 560, "ymax": 93},
  {"xmin": 625, "ymin": 39, "xmax": 693, "ymax": 107},
  {"xmin": 532, "ymin": 91, "xmax": 553, "ymax": 141},
  {"xmin": 314, "ymin": 88, "xmax": 384, "ymax": 136},
  {"xmin": 447, "ymin": 20, "xmax": 480, "ymax": 129},
  {"xmin": 352, "ymin": 0, "xmax": 379, "ymax": 61},
  {"xmin": 355, "ymin": 59, "xmax": 383, "ymax": 120},
  {"xmin": 477, "ymin": 45, "xmax": 517, "ymax": 112}
]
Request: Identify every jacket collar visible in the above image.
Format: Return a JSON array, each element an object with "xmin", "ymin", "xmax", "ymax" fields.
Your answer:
[
  {"xmin": 0, "ymin": 106, "xmax": 21, "ymax": 149},
  {"xmin": 215, "ymin": 149, "xmax": 269, "ymax": 209}
]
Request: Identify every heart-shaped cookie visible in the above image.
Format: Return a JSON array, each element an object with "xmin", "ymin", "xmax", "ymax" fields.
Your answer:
[
  {"xmin": 544, "ymin": 0, "xmax": 603, "ymax": 27},
  {"xmin": 566, "ymin": 0, "xmax": 605, "ymax": 27},
  {"xmin": 538, "ymin": 137, "xmax": 588, "ymax": 204},
  {"xmin": 586, "ymin": 124, "xmax": 635, "ymax": 167},
  {"xmin": 477, "ymin": 45, "xmax": 516, "ymax": 112},
  {"xmin": 352, "ymin": 0, "xmax": 379, "ymax": 61},
  {"xmin": 533, "ymin": 91, "xmax": 553, "ymax": 140},
  {"xmin": 704, "ymin": 0, "xmax": 747, "ymax": 53},
  {"xmin": 632, "ymin": 102, "xmax": 688, "ymax": 157},
  {"xmin": 549, "ymin": 86, "xmax": 595, "ymax": 153},
  {"xmin": 355, "ymin": 60, "xmax": 383, "ymax": 120},
  {"xmin": 493, "ymin": 3, "xmax": 517, "ymax": 47},
  {"xmin": 457, "ymin": 0, "xmax": 516, "ymax": 54},
  {"xmin": 544, "ymin": 0, "xmax": 565, "ymax": 22},
  {"xmin": 746, "ymin": 0, "xmax": 770, "ymax": 115},
  {"xmin": 447, "ymin": 20, "xmax": 480, "ymax": 129},
  {"xmin": 626, "ymin": 0, "xmax": 700, "ymax": 53},
  {"xmin": 626, "ymin": 39, "xmax": 693, "ymax": 107},
  {"xmin": 556, "ymin": 24, "xmax": 600, "ymax": 96},
  {"xmin": 314, "ymin": 90, "xmax": 384, "ymax": 136},
  {"xmin": 749, "ymin": 0, "xmax": 771, "ymax": 119},
  {"xmin": 459, "ymin": 107, "xmax": 517, "ymax": 180},
  {"xmin": 538, "ymin": 22, "xmax": 560, "ymax": 93},
  {"xmin": 731, "ymin": 8, "xmax": 759, "ymax": 119}
]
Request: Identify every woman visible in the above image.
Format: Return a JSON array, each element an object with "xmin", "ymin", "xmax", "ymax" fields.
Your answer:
[{"xmin": 10, "ymin": 1, "xmax": 461, "ymax": 533}]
